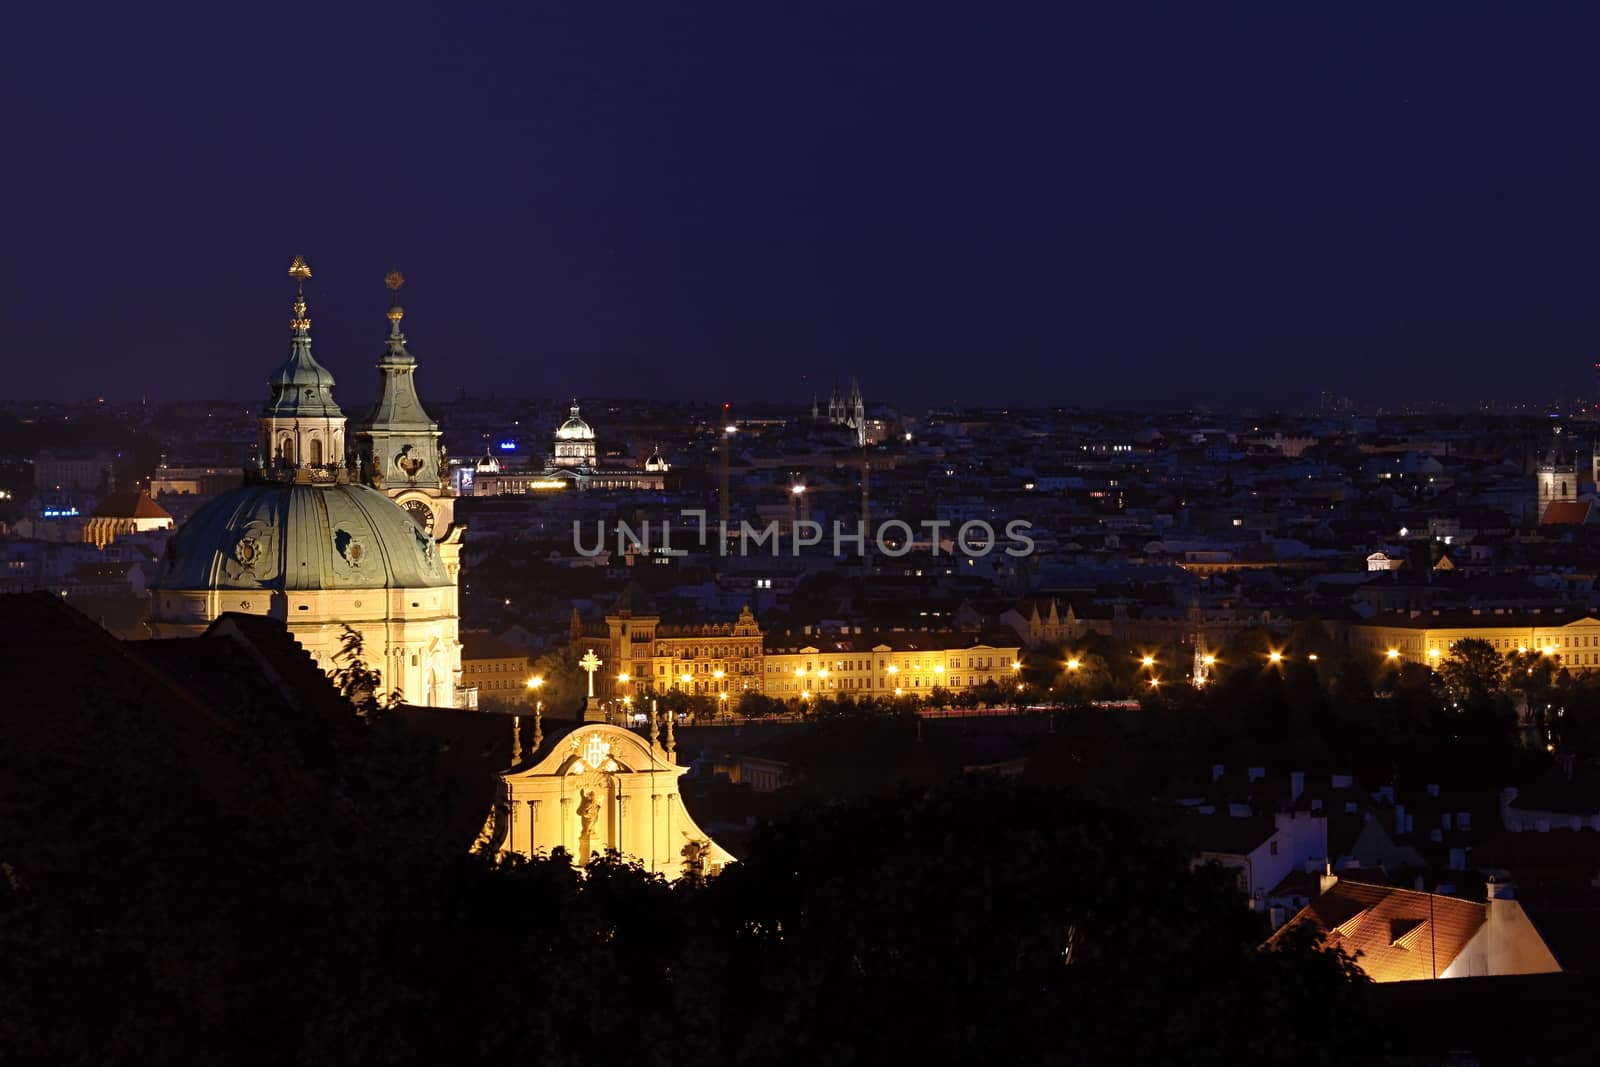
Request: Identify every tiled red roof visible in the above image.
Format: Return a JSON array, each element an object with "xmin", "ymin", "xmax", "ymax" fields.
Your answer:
[
  {"xmin": 1540, "ymin": 501, "xmax": 1591, "ymax": 526},
  {"xmin": 90, "ymin": 490, "xmax": 172, "ymax": 520},
  {"xmin": 1271, "ymin": 880, "xmax": 1484, "ymax": 982}
]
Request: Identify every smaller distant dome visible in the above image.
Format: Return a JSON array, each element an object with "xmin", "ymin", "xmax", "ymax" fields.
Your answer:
[
  {"xmin": 475, "ymin": 449, "xmax": 502, "ymax": 473},
  {"xmin": 644, "ymin": 447, "xmax": 669, "ymax": 472},
  {"xmin": 555, "ymin": 401, "xmax": 595, "ymax": 441}
]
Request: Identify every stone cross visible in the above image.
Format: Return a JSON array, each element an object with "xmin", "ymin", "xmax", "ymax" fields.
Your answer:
[{"xmin": 579, "ymin": 648, "xmax": 602, "ymax": 698}]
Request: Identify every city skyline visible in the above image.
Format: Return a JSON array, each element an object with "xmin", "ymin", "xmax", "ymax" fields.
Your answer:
[{"xmin": 9, "ymin": 4, "xmax": 1600, "ymax": 408}]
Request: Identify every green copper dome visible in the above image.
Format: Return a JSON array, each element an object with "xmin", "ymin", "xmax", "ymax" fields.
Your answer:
[
  {"xmin": 264, "ymin": 333, "xmax": 343, "ymax": 421},
  {"xmin": 154, "ymin": 481, "xmax": 450, "ymax": 592}
]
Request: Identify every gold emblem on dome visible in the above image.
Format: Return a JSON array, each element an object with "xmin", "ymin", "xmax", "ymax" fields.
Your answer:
[
  {"xmin": 385, "ymin": 270, "xmax": 405, "ymax": 291},
  {"xmin": 288, "ymin": 255, "xmax": 312, "ymax": 280}
]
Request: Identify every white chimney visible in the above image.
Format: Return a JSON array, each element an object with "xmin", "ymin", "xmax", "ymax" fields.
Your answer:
[{"xmin": 1319, "ymin": 861, "xmax": 1338, "ymax": 895}]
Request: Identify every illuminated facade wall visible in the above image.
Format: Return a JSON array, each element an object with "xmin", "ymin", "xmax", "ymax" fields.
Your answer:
[{"xmin": 1348, "ymin": 615, "xmax": 1600, "ymax": 672}]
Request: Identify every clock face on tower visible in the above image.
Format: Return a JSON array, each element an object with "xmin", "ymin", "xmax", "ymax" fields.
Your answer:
[{"xmin": 402, "ymin": 499, "xmax": 435, "ymax": 535}]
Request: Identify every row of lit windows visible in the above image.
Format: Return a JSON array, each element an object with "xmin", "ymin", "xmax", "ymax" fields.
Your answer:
[
  {"xmin": 469, "ymin": 660, "xmax": 530, "ymax": 672},
  {"xmin": 768, "ymin": 674, "xmax": 1001, "ymax": 694},
  {"xmin": 763, "ymin": 655, "xmax": 1004, "ymax": 673}
]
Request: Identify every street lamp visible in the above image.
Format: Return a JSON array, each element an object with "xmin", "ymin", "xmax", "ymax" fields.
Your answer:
[
  {"xmin": 1066, "ymin": 658, "xmax": 1081, "ymax": 671},
  {"xmin": 1268, "ymin": 651, "xmax": 1283, "ymax": 664},
  {"xmin": 1385, "ymin": 649, "xmax": 1400, "ymax": 661},
  {"xmin": 1141, "ymin": 655, "xmax": 1156, "ymax": 669},
  {"xmin": 1201, "ymin": 655, "xmax": 1216, "ymax": 668}
]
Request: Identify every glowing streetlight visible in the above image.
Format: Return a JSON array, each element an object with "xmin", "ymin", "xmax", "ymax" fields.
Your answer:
[
  {"xmin": 1148, "ymin": 677, "xmax": 1161, "ymax": 689},
  {"xmin": 1268, "ymin": 651, "xmax": 1283, "ymax": 664},
  {"xmin": 894, "ymin": 687, "xmax": 903, "ymax": 696},
  {"xmin": 1201, "ymin": 655, "xmax": 1216, "ymax": 667},
  {"xmin": 617, "ymin": 672, "xmax": 630, "ymax": 684},
  {"xmin": 1426, "ymin": 649, "xmax": 1439, "ymax": 661},
  {"xmin": 1141, "ymin": 655, "xmax": 1156, "ymax": 668},
  {"xmin": 886, "ymin": 665, "xmax": 899, "ymax": 676},
  {"xmin": 526, "ymin": 676, "xmax": 544, "ymax": 691},
  {"xmin": 1307, "ymin": 653, "xmax": 1319, "ymax": 662},
  {"xmin": 1385, "ymin": 649, "xmax": 1400, "ymax": 661},
  {"xmin": 1066, "ymin": 658, "xmax": 1081, "ymax": 671},
  {"xmin": 1011, "ymin": 661, "xmax": 1023, "ymax": 671}
]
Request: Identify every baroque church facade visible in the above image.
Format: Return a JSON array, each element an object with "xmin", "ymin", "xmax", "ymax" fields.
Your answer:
[{"xmin": 148, "ymin": 258, "xmax": 464, "ymax": 706}]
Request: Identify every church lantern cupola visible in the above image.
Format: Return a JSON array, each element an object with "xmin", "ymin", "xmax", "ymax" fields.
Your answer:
[{"xmin": 259, "ymin": 256, "xmax": 346, "ymax": 480}]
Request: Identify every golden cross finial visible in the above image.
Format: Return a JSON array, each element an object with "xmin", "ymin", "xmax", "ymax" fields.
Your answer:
[
  {"xmin": 288, "ymin": 255, "xmax": 312, "ymax": 332},
  {"xmin": 385, "ymin": 270, "xmax": 406, "ymax": 323}
]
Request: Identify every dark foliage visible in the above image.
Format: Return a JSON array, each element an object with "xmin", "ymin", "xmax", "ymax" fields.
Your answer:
[{"xmin": 1, "ymin": 663, "xmax": 1373, "ymax": 1066}]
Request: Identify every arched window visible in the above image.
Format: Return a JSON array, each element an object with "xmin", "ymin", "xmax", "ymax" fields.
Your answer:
[
  {"xmin": 309, "ymin": 437, "xmax": 324, "ymax": 466},
  {"xmin": 1561, "ymin": 481, "xmax": 1569, "ymax": 496},
  {"xmin": 280, "ymin": 435, "xmax": 295, "ymax": 466}
]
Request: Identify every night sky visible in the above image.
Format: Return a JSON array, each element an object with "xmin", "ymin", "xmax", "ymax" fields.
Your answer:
[{"xmin": 7, "ymin": 3, "xmax": 1600, "ymax": 410}]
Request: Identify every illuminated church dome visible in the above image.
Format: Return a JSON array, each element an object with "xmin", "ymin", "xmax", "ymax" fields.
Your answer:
[
  {"xmin": 644, "ymin": 445, "xmax": 670, "ymax": 473},
  {"xmin": 552, "ymin": 400, "xmax": 598, "ymax": 469},
  {"xmin": 555, "ymin": 400, "xmax": 595, "ymax": 441},
  {"xmin": 156, "ymin": 481, "xmax": 451, "ymax": 593},
  {"xmin": 149, "ymin": 257, "xmax": 463, "ymax": 707},
  {"xmin": 474, "ymin": 448, "xmax": 502, "ymax": 474}
]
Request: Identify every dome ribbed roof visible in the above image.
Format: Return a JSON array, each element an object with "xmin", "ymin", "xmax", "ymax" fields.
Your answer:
[
  {"xmin": 154, "ymin": 481, "xmax": 451, "ymax": 592},
  {"xmin": 555, "ymin": 401, "xmax": 594, "ymax": 441}
]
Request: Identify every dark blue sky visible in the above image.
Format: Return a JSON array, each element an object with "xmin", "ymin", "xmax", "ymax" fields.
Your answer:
[{"xmin": 6, "ymin": 3, "xmax": 1600, "ymax": 409}]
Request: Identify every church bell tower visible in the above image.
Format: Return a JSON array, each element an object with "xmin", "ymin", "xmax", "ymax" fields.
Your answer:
[
  {"xmin": 1536, "ymin": 424, "xmax": 1577, "ymax": 523},
  {"xmin": 353, "ymin": 272, "xmax": 455, "ymax": 536}
]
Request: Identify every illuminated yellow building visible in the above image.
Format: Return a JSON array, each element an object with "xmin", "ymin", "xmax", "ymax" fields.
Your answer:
[
  {"xmin": 574, "ymin": 584, "xmax": 764, "ymax": 700},
  {"xmin": 493, "ymin": 720, "xmax": 734, "ymax": 879},
  {"xmin": 82, "ymin": 490, "xmax": 174, "ymax": 548},
  {"xmin": 1349, "ymin": 610, "xmax": 1600, "ymax": 671},
  {"xmin": 572, "ymin": 582, "xmax": 1023, "ymax": 702},
  {"xmin": 762, "ymin": 631, "xmax": 1024, "ymax": 698}
]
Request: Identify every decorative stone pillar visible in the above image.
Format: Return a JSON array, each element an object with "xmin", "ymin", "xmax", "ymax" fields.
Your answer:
[
  {"xmin": 527, "ymin": 799, "xmax": 541, "ymax": 855},
  {"xmin": 651, "ymin": 793, "xmax": 662, "ymax": 872}
]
